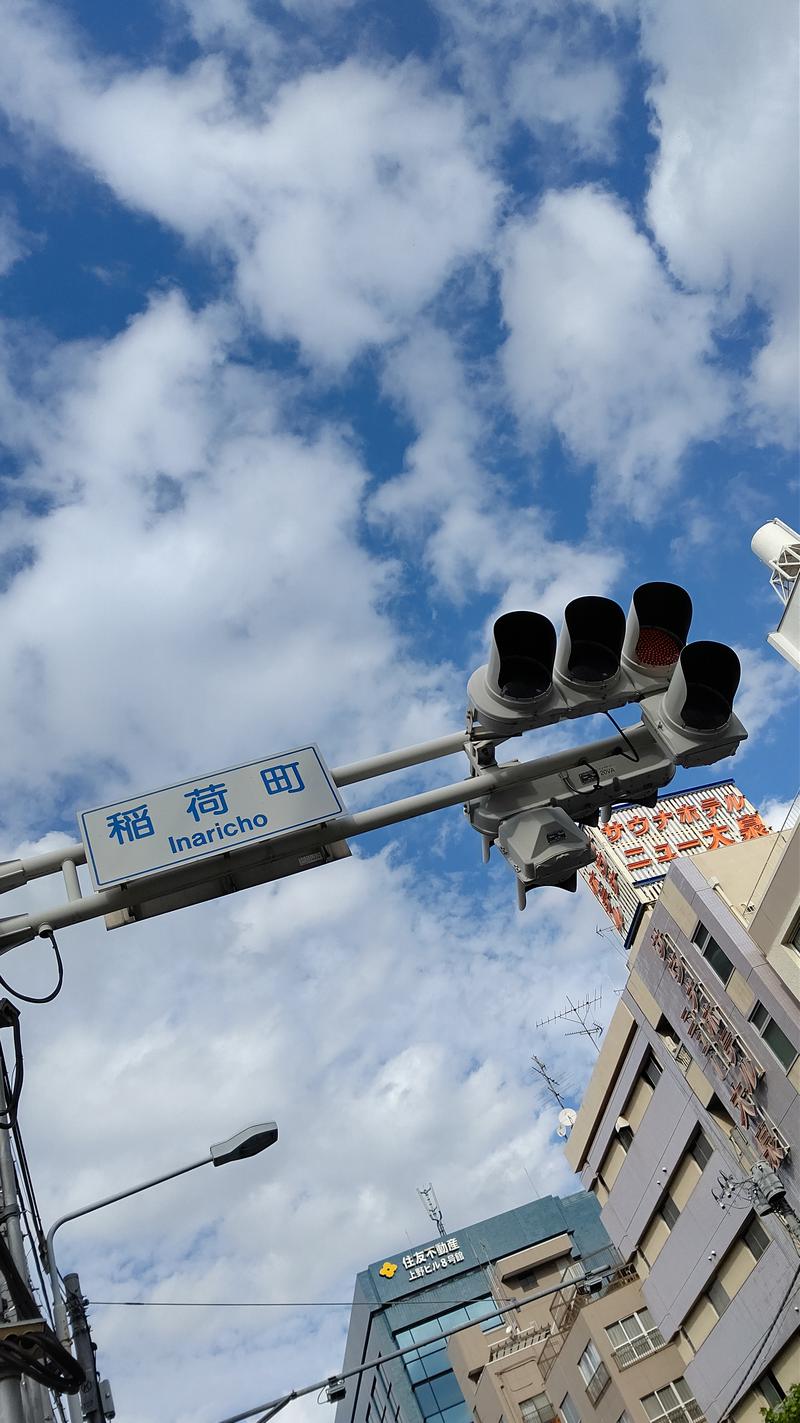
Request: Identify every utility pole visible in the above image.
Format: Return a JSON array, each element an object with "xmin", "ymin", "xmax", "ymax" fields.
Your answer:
[
  {"xmin": 0, "ymin": 1048, "xmax": 53, "ymax": 1423},
  {"xmin": 63, "ymin": 1278, "xmax": 107, "ymax": 1423}
]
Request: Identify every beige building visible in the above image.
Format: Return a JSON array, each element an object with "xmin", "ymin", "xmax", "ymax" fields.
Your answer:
[
  {"xmin": 447, "ymin": 1234, "xmax": 697, "ymax": 1423},
  {"xmin": 562, "ymin": 813, "xmax": 799, "ymax": 1423}
]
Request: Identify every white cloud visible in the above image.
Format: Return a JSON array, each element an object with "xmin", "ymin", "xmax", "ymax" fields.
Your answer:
[
  {"xmin": 732, "ymin": 644, "xmax": 797, "ymax": 749},
  {"xmin": 372, "ymin": 322, "xmax": 623, "ymax": 619},
  {"xmin": 0, "ymin": 291, "xmax": 458, "ymax": 835},
  {"xmin": 431, "ymin": 0, "xmax": 624, "ymax": 156},
  {"xmin": 640, "ymin": 0, "xmax": 800, "ymax": 443},
  {"xmin": 499, "ymin": 186, "xmax": 730, "ymax": 514},
  {"xmin": 0, "ymin": 3, "xmax": 500, "ymax": 367},
  {"xmin": 0, "ymin": 201, "xmax": 30, "ymax": 276}
]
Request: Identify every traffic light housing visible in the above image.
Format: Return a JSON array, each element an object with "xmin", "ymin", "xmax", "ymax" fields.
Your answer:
[
  {"xmin": 466, "ymin": 582, "xmax": 748, "ymax": 907},
  {"xmin": 621, "ymin": 582, "xmax": 692, "ymax": 680},
  {"xmin": 641, "ymin": 641, "xmax": 747, "ymax": 767},
  {"xmin": 468, "ymin": 583, "xmax": 694, "ymax": 734}
]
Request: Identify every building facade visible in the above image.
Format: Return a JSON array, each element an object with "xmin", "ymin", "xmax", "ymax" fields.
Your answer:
[
  {"xmin": 335, "ymin": 1194, "xmax": 614, "ymax": 1423},
  {"xmin": 565, "ymin": 816, "xmax": 800, "ymax": 1423}
]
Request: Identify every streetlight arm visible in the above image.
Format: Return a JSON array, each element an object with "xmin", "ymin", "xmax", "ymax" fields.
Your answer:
[{"xmin": 46, "ymin": 1154, "xmax": 210, "ymax": 1346}]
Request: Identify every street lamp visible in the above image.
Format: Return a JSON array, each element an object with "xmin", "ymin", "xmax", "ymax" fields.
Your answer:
[{"xmin": 44, "ymin": 1122, "xmax": 279, "ymax": 1419}]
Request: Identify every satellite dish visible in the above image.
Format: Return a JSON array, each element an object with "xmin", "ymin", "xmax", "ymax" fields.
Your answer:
[{"xmin": 556, "ymin": 1108, "xmax": 577, "ymax": 1138}]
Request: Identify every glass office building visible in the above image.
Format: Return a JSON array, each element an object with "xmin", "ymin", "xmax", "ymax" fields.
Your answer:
[{"xmin": 335, "ymin": 1194, "xmax": 612, "ymax": 1423}]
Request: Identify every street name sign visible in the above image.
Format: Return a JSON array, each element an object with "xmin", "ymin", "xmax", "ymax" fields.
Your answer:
[{"xmin": 79, "ymin": 745, "xmax": 345, "ymax": 890}]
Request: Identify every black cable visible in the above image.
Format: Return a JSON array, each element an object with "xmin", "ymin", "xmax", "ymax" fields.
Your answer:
[
  {"xmin": 0, "ymin": 1023, "xmax": 24, "ymax": 1130},
  {"xmin": 0, "ymin": 930, "xmax": 64, "ymax": 1005},
  {"xmin": 604, "ymin": 710, "xmax": 640, "ymax": 763}
]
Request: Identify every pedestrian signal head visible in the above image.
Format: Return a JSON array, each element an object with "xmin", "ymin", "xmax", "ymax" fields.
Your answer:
[
  {"xmin": 555, "ymin": 596, "xmax": 626, "ymax": 689},
  {"xmin": 622, "ymin": 582, "xmax": 693, "ymax": 680}
]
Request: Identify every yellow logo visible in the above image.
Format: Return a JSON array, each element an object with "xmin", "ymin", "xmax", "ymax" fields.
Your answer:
[{"xmin": 378, "ymin": 1261, "xmax": 398, "ymax": 1279}]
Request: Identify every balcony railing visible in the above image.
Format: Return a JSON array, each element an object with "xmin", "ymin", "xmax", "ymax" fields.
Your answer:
[
  {"xmin": 611, "ymin": 1327, "xmax": 666, "ymax": 1369},
  {"xmin": 488, "ymin": 1323, "xmax": 551, "ymax": 1362},
  {"xmin": 660, "ymin": 1401, "xmax": 705, "ymax": 1423},
  {"xmin": 538, "ymin": 1258, "xmax": 639, "ymax": 1380}
]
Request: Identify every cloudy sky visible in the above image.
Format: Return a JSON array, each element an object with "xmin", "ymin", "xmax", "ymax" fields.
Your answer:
[{"xmin": 0, "ymin": 0, "xmax": 797, "ymax": 1419}]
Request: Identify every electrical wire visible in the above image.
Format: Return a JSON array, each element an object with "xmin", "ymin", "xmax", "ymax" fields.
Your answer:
[
  {"xmin": 604, "ymin": 710, "xmax": 640, "ymax": 763},
  {"xmin": 0, "ymin": 930, "xmax": 64, "ymax": 1005},
  {"xmin": 0, "ymin": 1018, "xmax": 24, "ymax": 1130},
  {"xmin": 89, "ymin": 1299, "xmax": 377, "ymax": 1307}
]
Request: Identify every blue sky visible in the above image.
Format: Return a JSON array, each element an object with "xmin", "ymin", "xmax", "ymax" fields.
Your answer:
[{"xmin": 0, "ymin": 1, "xmax": 797, "ymax": 1421}]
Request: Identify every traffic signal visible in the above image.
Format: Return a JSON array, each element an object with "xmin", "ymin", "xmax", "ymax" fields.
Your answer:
[
  {"xmin": 467, "ymin": 583, "xmax": 694, "ymax": 734},
  {"xmin": 640, "ymin": 641, "xmax": 747, "ymax": 767},
  {"xmin": 466, "ymin": 582, "xmax": 748, "ymax": 906},
  {"xmin": 621, "ymin": 581, "xmax": 692, "ymax": 680}
]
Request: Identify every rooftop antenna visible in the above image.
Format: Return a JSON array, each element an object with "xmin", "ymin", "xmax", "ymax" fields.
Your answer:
[
  {"xmin": 536, "ymin": 990, "xmax": 605, "ymax": 1053},
  {"xmin": 530, "ymin": 1054, "xmax": 566, "ymax": 1108},
  {"xmin": 417, "ymin": 1183, "xmax": 447, "ymax": 1240}
]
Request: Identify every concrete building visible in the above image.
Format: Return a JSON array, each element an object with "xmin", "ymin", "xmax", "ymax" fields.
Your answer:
[
  {"xmin": 336, "ymin": 1192, "xmax": 717, "ymax": 1423},
  {"xmin": 335, "ymin": 1193, "xmax": 615, "ymax": 1423},
  {"xmin": 565, "ymin": 814, "xmax": 800, "ymax": 1423}
]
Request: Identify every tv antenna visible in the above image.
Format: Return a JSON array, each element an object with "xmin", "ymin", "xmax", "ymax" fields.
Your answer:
[
  {"xmin": 417, "ymin": 1183, "xmax": 447, "ymax": 1240},
  {"xmin": 530, "ymin": 1055, "xmax": 567, "ymax": 1108},
  {"xmin": 535, "ymin": 989, "xmax": 605, "ymax": 1053}
]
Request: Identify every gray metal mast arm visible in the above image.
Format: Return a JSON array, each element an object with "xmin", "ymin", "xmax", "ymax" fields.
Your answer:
[{"xmin": 0, "ymin": 723, "xmax": 654, "ymax": 953}]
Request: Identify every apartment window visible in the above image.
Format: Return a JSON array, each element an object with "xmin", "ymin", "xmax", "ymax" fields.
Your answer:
[
  {"xmin": 618, "ymin": 1123, "xmax": 635, "ymax": 1151},
  {"xmin": 757, "ymin": 1371, "xmax": 785, "ymax": 1409},
  {"xmin": 642, "ymin": 1052, "xmax": 663, "ymax": 1090},
  {"xmin": 689, "ymin": 1130, "xmax": 713, "ymax": 1171},
  {"xmin": 684, "ymin": 1224, "xmax": 765, "ymax": 1352},
  {"xmin": 606, "ymin": 1308, "xmax": 666, "ymax": 1368},
  {"xmin": 559, "ymin": 1395, "xmax": 581, "ymax": 1423},
  {"xmin": 749, "ymin": 1002, "xmax": 797, "ymax": 1070},
  {"xmin": 520, "ymin": 1395, "xmax": 556, "ymax": 1423},
  {"xmin": 706, "ymin": 1278, "xmax": 730, "ymax": 1318},
  {"xmin": 578, "ymin": 1340, "xmax": 610, "ymax": 1404},
  {"xmin": 660, "ymin": 1195, "xmax": 680, "ymax": 1229},
  {"xmin": 692, "ymin": 922, "xmax": 733, "ymax": 985},
  {"xmin": 641, "ymin": 1378, "xmax": 704, "ymax": 1423},
  {"xmin": 743, "ymin": 1216, "xmax": 770, "ymax": 1261}
]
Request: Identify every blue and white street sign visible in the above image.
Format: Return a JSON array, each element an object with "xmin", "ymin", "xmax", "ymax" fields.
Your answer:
[{"xmin": 79, "ymin": 745, "xmax": 345, "ymax": 890}]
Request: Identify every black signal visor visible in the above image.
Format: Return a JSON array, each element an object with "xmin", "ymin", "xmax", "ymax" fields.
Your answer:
[
  {"xmin": 562, "ymin": 596, "xmax": 625, "ymax": 684},
  {"xmin": 488, "ymin": 611, "xmax": 557, "ymax": 701},
  {"xmin": 677, "ymin": 642, "xmax": 741, "ymax": 731},
  {"xmin": 630, "ymin": 582, "xmax": 692, "ymax": 668}
]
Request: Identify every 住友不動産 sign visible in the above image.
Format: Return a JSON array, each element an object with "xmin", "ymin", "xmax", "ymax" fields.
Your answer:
[{"xmin": 79, "ymin": 745, "xmax": 345, "ymax": 890}]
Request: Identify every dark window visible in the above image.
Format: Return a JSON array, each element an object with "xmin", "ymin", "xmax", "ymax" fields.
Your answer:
[
  {"xmin": 702, "ymin": 936, "xmax": 733, "ymax": 984},
  {"xmin": 660, "ymin": 1196, "xmax": 679, "ymax": 1229},
  {"xmin": 758, "ymin": 1371, "xmax": 785, "ymax": 1408},
  {"xmin": 749, "ymin": 1002, "xmax": 797, "ymax": 1070},
  {"xmin": 751, "ymin": 1001, "xmax": 769, "ymax": 1031},
  {"xmin": 707, "ymin": 1278, "xmax": 730, "ymax": 1317},
  {"xmin": 690, "ymin": 1130, "xmax": 713, "ymax": 1171},
  {"xmin": 618, "ymin": 1124, "xmax": 634, "ymax": 1151},
  {"xmin": 642, "ymin": 1052, "xmax": 663, "ymax": 1090},
  {"xmin": 744, "ymin": 1217, "xmax": 770, "ymax": 1261},
  {"xmin": 692, "ymin": 923, "xmax": 709, "ymax": 949}
]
